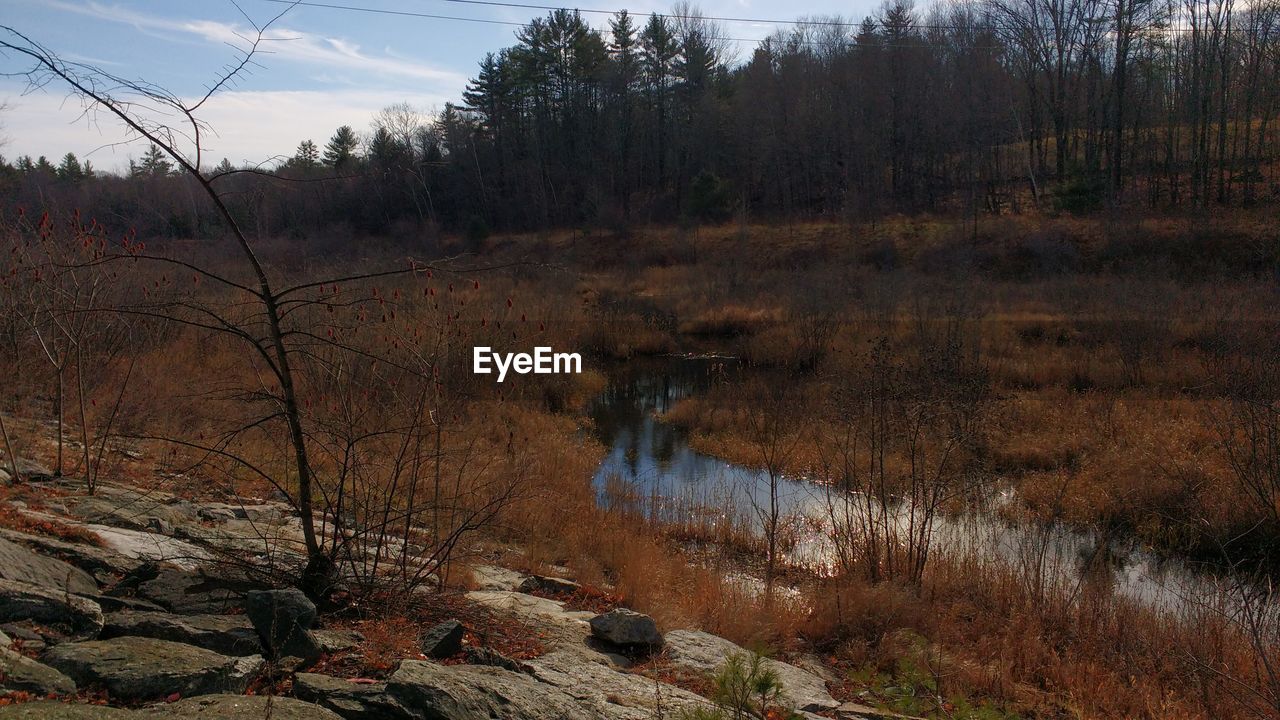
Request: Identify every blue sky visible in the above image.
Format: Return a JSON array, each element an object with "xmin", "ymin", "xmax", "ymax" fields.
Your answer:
[{"xmin": 2, "ymin": 0, "xmax": 877, "ymax": 171}]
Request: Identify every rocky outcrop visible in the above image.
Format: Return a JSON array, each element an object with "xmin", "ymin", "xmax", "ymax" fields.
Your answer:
[
  {"xmin": 101, "ymin": 611, "xmax": 262, "ymax": 656},
  {"xmin": 41, "ymin": 637, "xmax": 264, "ymax": 700},
  {"xmin": 146, "ymin": 695, "xmax": 342, "ymax": 719},
  {"xmin": 124, "ymin": 566, "xmax": 256, "ymax": 614},
  {"xmin": 0, "ymin": 696, "xmax": 341, "ymax": 719},
  {"xmin": 0, "ymin": 529, "xmax": 137, "ymax": 581},
  {"xmin": 663, "ymin": 629, "xmax": 840, "ymax": 713},
  {"xmin": 0, "ymin": 580, "xmax": 104, "ymax": 638},
  {"xmin": 0, "ymin": 701, "xmax": 138, "ymax": 718},
  {"xmin": 0, "ymin": 646, "xmax": 77, "ymax": 695},
  {"xmin": 588, "ymin": 609, "xmax": 662, "ymax": 649},
  {"xmin": 244, "ymin": 589, "xmax": 321, "ymax": 664},
  {"xmin": 293, "ymin": 673, "xmax": 409, "ymax": 720},
  {"xmin": 0, "ymin": 539, "xmax": 98, "ymax": 596},
  {"xmin": 387, "ymin": 661, "xmax": 595, "ymax": 720}
]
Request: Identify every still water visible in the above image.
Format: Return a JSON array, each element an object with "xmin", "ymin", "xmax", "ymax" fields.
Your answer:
[{"xmin": 588, "ymin": 356, "xmax": 1235, "ymax": 614}]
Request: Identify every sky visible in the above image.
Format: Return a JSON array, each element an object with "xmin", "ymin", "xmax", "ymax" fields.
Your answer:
[{"xmin": 1, "ymin": 0, "xmax": 877, "ymax": 172}]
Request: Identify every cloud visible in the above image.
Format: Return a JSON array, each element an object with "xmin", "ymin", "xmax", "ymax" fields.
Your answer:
[
  {"xmin": 0, "ymin": 86, "xmax": 453, "ymax": 171},
  {"xmin": 39, "ymin": 0, "xmax": 465, "ymax": 84}
]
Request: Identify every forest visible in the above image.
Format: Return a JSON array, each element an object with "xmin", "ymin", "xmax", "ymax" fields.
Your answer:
[{"xmin": 6, "ymin": 0, "xmax": 1280, "ymax": 237}]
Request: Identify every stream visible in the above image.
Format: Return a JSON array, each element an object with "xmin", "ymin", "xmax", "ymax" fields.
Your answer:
[{"xmin": 587, "ymin": 356, "xmax": 1236, "ymax": 616}]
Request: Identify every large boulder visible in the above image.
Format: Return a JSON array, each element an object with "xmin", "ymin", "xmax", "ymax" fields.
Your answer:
[
  {"xmin": 101, "ymin": 611, "xmax": 262, "ymax": 656},
  {"xmin": 0, "ymin": 579, "xmax": 104, "ymax": 638},
  {"xmin": 663, "ymin": 630, "xmax": 839, "ymax": 713},
  {"xmin": 244, "ymin": 589, "xmax": 321, "ymax": 664},
  {"xmin": 293, "ymin": 673, "xmax": 410, "ymax": 720},
  {"xmin": 0, "ymin": 538, "xmax": 98, "ymax": 596},
  {"xmin": 146, "ymin": 694, "xmax": 343, "ymax": 719},
  {"xmin": 0, "ymin": 646, "xmax": 77, "ymax": 695},
  {"xmin": 41, "ymin": 636, "xmax": 264, "ymax": 701},
  {"xmin": 527, "ymin": 649, "xmax": 713, "ymax": 719},
  {"xmin": 386, "ymin": 661, "xmax": 593, "ymax": 720},
  {"xmin": 587, "ymin": 609, "xmax": 662, "ymax": 649}
]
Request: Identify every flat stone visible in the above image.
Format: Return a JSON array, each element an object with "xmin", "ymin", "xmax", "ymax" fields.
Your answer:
[
  {"xmin": 517, "ymin": 575, "xmax": 581, "ymax": 595},
  {"xmin": 101, "ymin": 611, "xmax": 262, "ymax": 656},
  {"xmin": 588, "ymin": 609, "xmax": 662, "ymax": 648},
  {"xmin": 146, "ymin": 694, "xmax": 342, "ymax": 719},
  {"xmin": 0, "ymin": 538, "xmax": 98, "ymax": 596},
  {"xmin": 0, "ymin": 529, "xmax": 135, "ymax": 579},
  {"xmin": 0, "ymin": 628, "xmax": 10, "ymax": 647},
  {"xmin": 0, "ymin": 701, "xmax": 139, "ymax": 718},
  {"xmin": 0, "ymin": 645, "xmax": 77, "ymax": 695},
  {"xmin": 311, "ymin": 629, "xmax": 362, "ymax": 654},
  {"xmin": 293, "ymin": 673, "xmax": 410, "ymax": 720},
  {"xmin": 386, "ymin": 661, "xmax": 593, "ymax": 720},
  {"xmin": 664, "ymin": 630, "xmax": 839, "ymax": 713},
  {"xmin": 41, "ymin": 636, "xmax": 264, "ymax": 701},
  {"xmin": 128, "ymin": 566, "xmax": 259, "ymax": 614},
  {"xmin": 0, "ymin": 580, "xmax": 103, "ymax": 638},
  {"xmin": 528, "ymin": 649, "xmax": 712, "ymax": 719},
  {"xmin": 85, "ymin": 526, "xmax": 210, "ymax": 571},
  {"xmin": 469, "ymin": 565, "xmax": 524, "ymax": 591}
]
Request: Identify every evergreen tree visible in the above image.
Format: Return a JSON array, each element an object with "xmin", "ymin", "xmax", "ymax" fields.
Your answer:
[
  {"xmin": 133, "ymin": 144, "xmax": 173, "ymax": 177},
  {"xmin": 293, "ymin": 139, "xmax": 320, "ymax": 169},
  {"xmin": 57, "ymin": 152, "xmax": 84, "ymax": 182},
  {"xmin": 322, "ymin": 125, "xmax": 359, "ymax": 170}
]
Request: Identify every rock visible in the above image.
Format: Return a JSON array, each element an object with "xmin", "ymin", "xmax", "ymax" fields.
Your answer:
[
  {"xmin": 386, "ymin": 661, "xmax": 593, "ymax": 720},
  {"xmin": 41, "ymin": 636, "xmax": 264, "ymax": 701},
  {"xmin": 0, "ymin": 646, "xmax": 77, "ymax": 695},
  {"xmin": 128, "ymin": 566, "xmax": 258, "ymax": 614},
  {"xmin": 834, "ymin": 702, "xmax": 925, "ymax": 720},
  {"xmin": 0, "ymin": 628, "xmax": 9, "ymax": 647},
  {"xmin": 0, "ymin": 701, "xmax": 139, "ymax": 718},
  {"xmin": 244, "ymin": 589, "xmax": 321, "ymax": 664},
  {"xmin": 101, "ymin": 611, "xmax": 262, "ymax": 656},
  {"xmin": 311, "ymin": 629, "xmax": 362, "ymax": 654},
  {"xmin": 517, "ymin": 574, "xmax": 581, "ymax": 595},
  {"xmin": 84, "ymin": 526, "xmax": 210, "ymax": 571},
  {"xmin": 1, "ymin": 623, "xmax": 47, "ymax": 651},
  {"xmin": 0, "ymin": 529, "xmax": 136, "ymax": 580},
  {"xmin": 293, "ymin": 673, "xmax": 410, "ymax": 720},
  {"xmin": 196, "ymin": 507, "xmax": 236, "ymax": 523},
  {"xmin": 528, "ymin": 649, "xmax": 713, "ymax": 719},
  {"xmin": 89, "ymin": 595, "xmax": 167, "ymax": 613},
  {"xmin": 462, "ymin": 646, "xmax": 532, "ymax": 674},
  {"xmin": 588, "ymin": 609, "xmax": 662, "ymax": 649},
  {"xmin": 469, "ymin": 565, "xmax": 524, "ymax": 591},
  {"xmin": 146, "ymin": 694, "xmax": 343, "ymax": 719},
  {"xmin": 144, "ymin": 518, "xmax": 172, "ymax": 536},
  {"xmin": 419, "ymin": 619, "xmax": 464, "ymax": 659},
  {"xmin": 663, "ymin": 630, "xmax": 839, "ymax": 713},
  {"xmin": 0, "ymin": 580, "xmax": 104, "ymax": 638},
  {"xmin": 0, "ymin": 538, "xmax": 98, "ymax": 596}
]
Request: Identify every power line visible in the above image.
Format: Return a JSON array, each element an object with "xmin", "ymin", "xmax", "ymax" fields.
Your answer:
[
  {"xmin": 254, "ymin": 0, "xmax": 1009, "ymax": 48},
  {"xmin": 259, "ymin": 0, "xmax": 1273, "ymax": 36}
]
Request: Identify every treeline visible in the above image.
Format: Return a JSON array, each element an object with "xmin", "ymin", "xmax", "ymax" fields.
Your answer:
[{"xmin": 5, "ymin": 0, "xmax": 1280, "ymax": 237}]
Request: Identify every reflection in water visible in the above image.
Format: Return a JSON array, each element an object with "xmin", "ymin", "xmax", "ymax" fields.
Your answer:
[{"xmin": 588, "ymin": 357, "xmax": 1238, "ymax": 615}]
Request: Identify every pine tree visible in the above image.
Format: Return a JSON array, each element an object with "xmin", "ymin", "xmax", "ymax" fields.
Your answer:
[
  {"xmin": 133, "ymin": 144, "xmax": 173, "ymax": 177},
  {"xmin": 57, "ymin": 152, "xmax": 84, "ymax": 182},
  {"xmin": 322, "ymin": 126, "xmax": 359, "ymax": 170},
  {"xmin": 293, "ymin": 140, "xmax": 320, "ymax": 169}
]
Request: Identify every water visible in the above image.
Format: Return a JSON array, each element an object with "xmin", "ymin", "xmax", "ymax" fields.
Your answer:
[{"xmin": 588, "ymin": 356, "xmax": 1241, "ymax": 615}]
